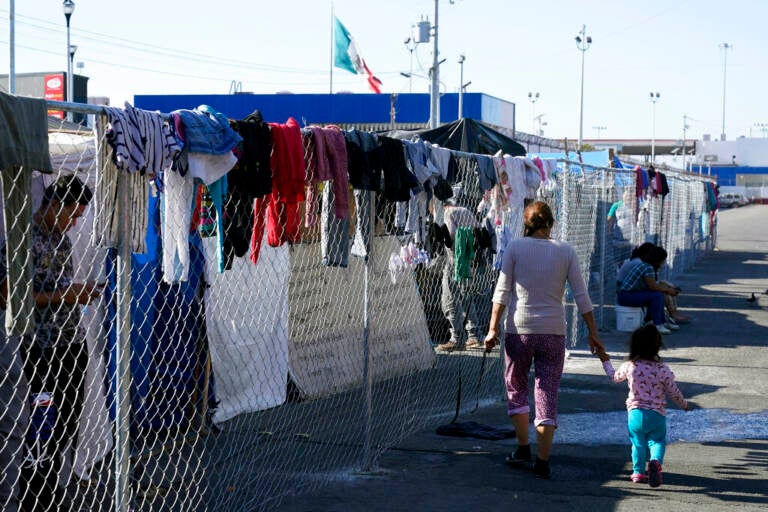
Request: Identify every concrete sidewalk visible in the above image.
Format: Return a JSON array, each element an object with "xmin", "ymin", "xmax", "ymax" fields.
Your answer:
[{"xmin": 277, "ymin": 205, "xmax": 768, "ymax": 512}]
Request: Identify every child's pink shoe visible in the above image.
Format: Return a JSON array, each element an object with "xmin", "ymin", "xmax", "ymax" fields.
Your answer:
[{"xmin": 630, "ymin": 473, "xmax": 648, "ymax": 483}]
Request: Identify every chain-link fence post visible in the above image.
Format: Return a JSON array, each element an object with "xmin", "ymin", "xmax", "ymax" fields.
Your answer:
[
  {"xmin": 114, "ymin": 168, "xmax": 133, "ymax": 512},
  {"xmin": 361, "ymin": 191, "xmax": 375, "ymax": 472},
  {"xmin": 598, "ymin": 168, "xmax": 607, "ymax": 329}
]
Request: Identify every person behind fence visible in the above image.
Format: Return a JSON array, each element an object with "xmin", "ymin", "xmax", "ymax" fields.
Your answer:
[
  {"xmin": 436, "ymin": 199, "xmax": 484, "ymax": 352},
  {"xmin": 606, "ymin": 188, "xmax": 635, "ymax": 263},
  {"xmin": 616, "ymin": 243, "xmax": 680, "ymax": 335},
  {"xmin": 483, "ymin": 201, "xmax": 604, "ymax": 479},
  {"xmin": 0, "ymin": 175, "xmax": 102, "ymax": 512},
  {"xmin": 595, "ymin": 324, "xmax": 692, "ymax": 487}
]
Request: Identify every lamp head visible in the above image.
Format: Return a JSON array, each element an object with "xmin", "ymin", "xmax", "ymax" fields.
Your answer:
[
  {"xmin": 586, "ymin": 36, "xmax": 592, "ymax": 44},
  {"xmin": 62, "ymin": 0, "xmax": 75, "ymax": 16},
  {"xmin": 575, "ymin": 35, "xmax": 582, "ymax": 43}
]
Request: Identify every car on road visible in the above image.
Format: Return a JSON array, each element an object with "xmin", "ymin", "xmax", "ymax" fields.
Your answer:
[{"xmin": 719, "ymin": 192, "xmax": 747, "ymax": 208}]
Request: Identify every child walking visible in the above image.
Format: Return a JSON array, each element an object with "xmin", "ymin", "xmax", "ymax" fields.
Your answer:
[{"xmin": 596, "ymin": 324, "xmax": 692, "ymax": 487}]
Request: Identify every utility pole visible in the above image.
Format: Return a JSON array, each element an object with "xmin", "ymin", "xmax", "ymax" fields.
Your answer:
[{"xmin": 429, "ymin": 0, "xmax": 440, "ymax": 128}]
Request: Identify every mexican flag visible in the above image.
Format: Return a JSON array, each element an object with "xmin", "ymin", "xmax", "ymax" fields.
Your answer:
[{"xmin": 333, "ymin": 17, "xmax": 383, "ymax": 94}]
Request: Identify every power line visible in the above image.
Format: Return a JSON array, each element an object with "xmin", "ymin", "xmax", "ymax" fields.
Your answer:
[{"xmin": 0, "ymin": 11, "xmax": 327, "ymax": 75}]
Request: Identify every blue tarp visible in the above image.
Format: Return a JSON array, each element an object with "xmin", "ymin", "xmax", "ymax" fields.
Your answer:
[
  {"xmin": 529, "ymin": 150, "xmax": 610, "ymax": 169},
  {"xmin": 104, "ymin": 197, "xmax": 209, "ymax": 432}
]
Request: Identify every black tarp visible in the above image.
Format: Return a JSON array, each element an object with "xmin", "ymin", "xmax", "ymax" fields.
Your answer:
[{"xmin": 387, "ymin": 118, "xmax": 526, "ymax": 156}]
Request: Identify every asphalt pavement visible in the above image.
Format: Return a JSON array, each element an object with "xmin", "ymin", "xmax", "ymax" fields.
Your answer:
[{"xmin": 276, "ymin": 204, "xmax": 768, "ymax": 512}]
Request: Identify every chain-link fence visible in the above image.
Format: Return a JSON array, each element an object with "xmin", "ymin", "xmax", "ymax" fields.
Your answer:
[{"xmin": 0, "ymin": 103, "xmax": 716, "ymax": 512}]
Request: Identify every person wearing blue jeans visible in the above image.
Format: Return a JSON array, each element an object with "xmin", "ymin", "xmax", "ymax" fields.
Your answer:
[{"xmin": 616, "ymin": 244, "xmax": 679, "ymax": 335}]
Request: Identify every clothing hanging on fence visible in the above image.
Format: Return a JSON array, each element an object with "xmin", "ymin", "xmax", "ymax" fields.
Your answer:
[
  {"xmin": 104, "ymin": 102, "xmax": 180, "ymax": 175},
  {"xmin": 303, "ymin": 125, "xmax": 349, "ymax": 227},
  {"xmin": 0, "ymin": 167, "xmax": 33, "ymax": 336},
  {"xmin": 94, "ymin": 114, "xmax": 151, "ymax": 254},
  {"xmin": 223, "ymin": 111, "xmax": 272, "ymax": 267},
  {"xmin": 0, "ymin": 92, "xmax": 52, "ymax": 173},
  {"xmin": 161, "ymin": 161, "xmax": 195, "ymax": 283},
  {"xmin": 428, "ymin": 144, "xmax": 457, "ymax": 182},
  {"xmin": 228, "ymin": 110, "xmax": 273, "ymax": 199},
  {"xmin": 474, "ymin": 154, "xmax": 497, "ymax": 192},
  {"xmin": 0, "ymin": 86, "xmax": 45, "ymax": 337},
  {"xmin": 321, "ymin": 183, "xmax": 350, "ymax": 267},
  {"xmin": 350, "ymin": 190, "xmax": 373, "ymax": 259},
  {"xmin": 344, "ymin": 129, "xmax": 382, "ymax": 191},
  {"xmin": 379, "ymin": 136, "xmax": 418, "ymax": 202},
  {"xmin": 454, "ymin": 226, "xmax": 475, "ymax": 281},
  {"xmin": 659, "ymin": 172, "xmax": 670, "ymax": 196},
  {"xmin": 169, "ymin": 105, "xmax": 243, "ymax": 177},
  {"xmin": 266, "ymin": 117, "xmax": 306, "ymax": 245},
  {"xmin": 402, "ymin": 139, "xmax": 441, "ymax": 184},
  {"xmin": 250, "ymin": 118, "xmax": 306, "ymax": 265},
  {"xmin": 406, "ymin": 191, "xmax": 428, "ymax": 244}
]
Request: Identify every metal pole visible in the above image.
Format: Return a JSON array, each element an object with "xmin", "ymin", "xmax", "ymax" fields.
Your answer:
[
  {"xmin": 458, "ymin": 55, "xmax": 464, "ymax": 119},
  {"xmin": 577, "ymin": 25, "xmax": 586, "ymax": 150},
  {"xmin": 361, "ymin": 191, "xmax": 375, "ymax": 471},
  {"xmin": 329, "ymin": 4, "xmax": 334, "ymax": 94},
  {"xmin": 429, "ymin": 0, "xmax": 439, "ymax": 128},
  {"xmin": 66, "ymin": 15, "xmax": 72, "ymax": 121},
  {"xmin": 9, "ymin": 0, "xmax": 15, "ymax": 93},
  {"xmin": 598, "ymin": 169, "xmax": 607, "ymax": 329},
  {"xmin": 720, "ymin": 43, "xmax": 731, "ymax": 141},
  {"xmin": 682, "ymin": 114, "xmax": 688, "ymax": 172},
  {"xmin": 651, "ymin": 94, "xmax": 657, "ymax": 162},
  {"xmin": 114, "ymin": 168, "xmax": 132, "ymax": 512}
]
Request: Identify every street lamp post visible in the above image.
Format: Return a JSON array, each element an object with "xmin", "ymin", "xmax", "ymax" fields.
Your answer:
[
  {"xmin": 63, "ymin": 0, "xmax": 75, "ymax": 120},
  {"xmin": 719, "ymin": 42, "xmax": 732, "ymax": 141},
  {"xmin": 592, "ymin": 125, "xmax": 606, "ymax": 138},
  {"xmin": 458, "ymin": 54, "xmax": 466, "ymax": 119},
  {"xmin": 650, "ymin": 92, "xmax": 660, "ymax": 162},
  {"xmin": 528, "ymin": 92, "xmax": 540, "ymax": 134},
  {"xmin": 575, "ymin": 25, "xmax": 593, "ymax": 150}
]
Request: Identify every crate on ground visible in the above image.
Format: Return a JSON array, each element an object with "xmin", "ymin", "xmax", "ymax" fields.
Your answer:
[{"xmin": 615, "ymin": 305, "xmax": 644, "ymax": 332}]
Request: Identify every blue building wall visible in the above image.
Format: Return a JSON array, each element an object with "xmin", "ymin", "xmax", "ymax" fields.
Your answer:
[
  {"xmin": 134, "ymin": 92, "xmax": 516, "ymax": 130},
  {"xmin": 692, "ymin": 165, "xmax": 768, "ymax": 186}
]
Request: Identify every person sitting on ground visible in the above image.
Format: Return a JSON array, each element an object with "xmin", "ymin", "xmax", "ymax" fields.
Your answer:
[{"xmin": 616, "ymin": 244, "xmax": 679, "ymax": 335}]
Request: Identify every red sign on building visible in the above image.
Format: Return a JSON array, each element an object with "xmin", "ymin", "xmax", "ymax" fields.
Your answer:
[{"xmin": 44, "ymin": 73, "xmax": 65, "ymax": 119}]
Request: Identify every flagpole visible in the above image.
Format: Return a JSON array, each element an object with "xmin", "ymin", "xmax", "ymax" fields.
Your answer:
[{"xmin": 329, "ymin": 2, "xmax": 334, "ymax": 94}]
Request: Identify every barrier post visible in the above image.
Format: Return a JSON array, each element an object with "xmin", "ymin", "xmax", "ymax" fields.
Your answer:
[{"xmin": 114, "ymin": 160, "xmax": 133, "ymax": 512}]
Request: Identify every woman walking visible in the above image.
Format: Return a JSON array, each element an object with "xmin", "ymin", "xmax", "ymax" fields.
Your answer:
[{"xmin": 484, "ymin": 201, "xmax": 603, "ymax": 478}]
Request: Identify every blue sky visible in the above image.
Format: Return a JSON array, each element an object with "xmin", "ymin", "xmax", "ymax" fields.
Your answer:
[{"xmin": 2, "ymin": 0, "xmax": 766, "ymax": 141}]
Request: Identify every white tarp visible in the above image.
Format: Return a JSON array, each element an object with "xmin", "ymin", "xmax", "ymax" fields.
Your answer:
[{"xmin": 202, "ymin": 236, "xmax": 290, "ymax": 424}]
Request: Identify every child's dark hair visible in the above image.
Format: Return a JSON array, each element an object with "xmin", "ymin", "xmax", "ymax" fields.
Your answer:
[{"xmin": 627, "ymin": 324, "xmax": 664, "ymax": 362}]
